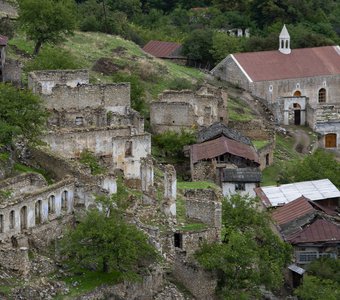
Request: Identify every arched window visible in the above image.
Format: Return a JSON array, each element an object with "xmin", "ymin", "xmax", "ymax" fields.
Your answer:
[
  {"xmin": 35, "ymin": 200, "xmax": 42, "ymax": 224},
  {"xmin": 294, "ymin": 90, "xmax": 301, "ymax": 97},
  {"xmin": 48, "ymin": 195, "xmax": 55, "ymax": 214},
  {"xmin": 318, "ymin": 88, "xmax": 326, "ymax": 103},
  {"xmin": 20, "ymin": 206, "xmax": 27, "ymax": 231},
  {"xmin": 0, "ymin": 214, "xmax": 3, "ymax": 233},
  {"xmin": 9, "ymin": 210, "xmax": 15, "ymax": 229},
  {"xmin": 61, "ymin": 191, "xmax": 68, "ymax": 211}
]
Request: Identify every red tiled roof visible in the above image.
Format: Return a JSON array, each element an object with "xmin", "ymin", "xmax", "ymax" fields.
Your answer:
[
  {"xmin": 143, "ymin": 40, "xmax": 182, "ymax": 58},
  {"xmin": 271, "ymin": 196, "xmax": 315, "ymax": 226},
  {"xmin": 287, "ymin": 218, "xmax": 340, "ymax": 244},
  {"xmin": 0, "ymin": 35, "xmax": 8, "ymax": 46},
  {"xmin": 190, "ymin": 136, "xmax": 259, "ymax": 164},
  {"xmin": 233, "ymin": 46, "xmax": 340, "ymax": 81}
]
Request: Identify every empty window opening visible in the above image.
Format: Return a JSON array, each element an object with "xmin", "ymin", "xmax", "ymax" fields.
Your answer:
[
  {"xmin": 0, "ymin": 214, "xmax": 3, "ymax": 233},
  {"xmin": 48, "ymin": 195, "xmax": 55, "ymax": 214},
  {"xmin": 325, "ymin": 133, "xmax": 336, "ymax": 148},
  {"xmin": 235, "ymin": 183, "xmax": 246, "ymax": 191},
  {"xmin": 61, "ymin": 191, "xmax": 68, "ymax": 211},
  {"xmin": 318, "ymin": 88, "xmax": 326, "ymax": 103},
  {"xmin": 20, "ymin": 206, "xmax": 27, "ymax": 232},
  {"xmin": 265, "ymin": 154, "xmax": 270, "ymax": 166},
  {"xmin": 9, "ymin": 210, "xmax": 15, "ymax": 229},
  {"xmin": 125, "ymin": 141, "xmax": 133, "ymax": 157},
  {"xmin": 75, "ymin": 117, "xmax": 84, "ymax": 126},
  {"xmin": 35, "ymin": 200, "xmax": 42, "ymax": 224},
  {"xmin": 174, "ymin": 233, "xmax": 183, "ymax": 249}
]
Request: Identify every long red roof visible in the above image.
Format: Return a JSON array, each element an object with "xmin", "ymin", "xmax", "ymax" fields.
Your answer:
[
  {"xmin": 143, "ymin": 40, "xmax": 182, "ymax": 58},
  {"xmin": 287, "ymin": 218, "xmax": 340, "ymax": 244},
  {"xmin": 190, "ymin": 136, "xmax": 259, "ymax": 164},
  {"xmin": 0, "ymin": 35, "xmax": 8, "ymax": 46},
  {"xmin": 233, "ymin": 46, "xmax": 340, "ymax": 81}
]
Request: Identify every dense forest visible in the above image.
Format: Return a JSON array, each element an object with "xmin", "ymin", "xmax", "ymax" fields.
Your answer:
[{"xmin": 73, "ymin": 0, "xmax": 340, "ymax": 65}]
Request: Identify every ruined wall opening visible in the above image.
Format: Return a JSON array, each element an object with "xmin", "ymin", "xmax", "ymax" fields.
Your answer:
[
  {"xmin": 174, "ymin": 233, "xmax": 183, "ymax": 249},
  {"xmin": 35, "ymin": 200, "xmax": 42, "ymax": 224},
  {"xmin": 325, "ymin": 133, "xmax": 336, "ymax": 148},
  {"xmin": 75, "ymin": 116, "xmax": 84, "ymax": 126},
  {"xmin": 61, "ymin": 190, "xmax": 68, "ymax": 211},
  {"xmin": 265, "ymin": 154, "xmax": 270, "ymax": 166},
  {"xmin": 20, "ymin": 206, "xmax": 28, "ymax": 232},
  {"xmin": 0, "ymin": 214, "xmax": 3, "ymax": 233},
  {"xmin": 318, "ymin": 88, "xmax": 326, "ymax": 103},
  {"xmin": 48, "ymin": 195, "xmax": 55, "ymax": 214},
  {"xmin": 9, "ymin": 210, "xmax": 15, "ymax": 229},
  {"xmin": 125, "ymin": 141, "xmax": 133, "ymax": 157}
]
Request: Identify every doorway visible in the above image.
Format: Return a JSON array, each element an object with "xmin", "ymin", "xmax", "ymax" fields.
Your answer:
[
  {"xmin": 20, "ymin": 206, "xmax": 28, "ymax": 232},
  {"xmin": 325, "ymin": 133, "xmax": 336, "ymax": 148},
  {"xmin": 293, "ymin": 103, "xmax": 301, "ymax": 125}
]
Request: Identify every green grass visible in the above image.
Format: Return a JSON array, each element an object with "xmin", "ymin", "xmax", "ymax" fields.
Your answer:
[
  {"xmin": 228, "ymin": 97, "xmax": 254, "ymax": 122},
  {"xmin": 177, "ymin": 223, "xmax": 207, "ymax": 231},
  {"xmin": 55, "ymin": 270, "xmax": 120, "ymax": 299},
  {"xmin": 177, "ymin": 181, "xmax": 218, "ymax": 190},
  {"xmin": 253, "ymin": 140, "xmax": 270, "ymax": 150},
  {"xmin": 176, "ymin": 195, "xmax": 186, "ymax": 224},
  {"xmin": 14, "ymin": 163, "xmax": 54, "ymax": 184}
]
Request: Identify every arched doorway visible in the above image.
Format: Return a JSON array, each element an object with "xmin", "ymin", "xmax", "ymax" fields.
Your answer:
[
  {"xmin": 20, "ymin": 206, "xmax": 28, "ymax": 232},
  {"xmin": 35, "ymin": 200, "xmax": 42, "ymax": 224},
  {"xmin": 61, "ymin": 191, "xmax": 68, "ymax": 212},
  {"xmin": 48, "ymin": 195, "xmax": 55, "ymax": 215},
  {"xmin": 325, "ymin": 133, "xmax": 336, "ymax": 148},
  {"xmin": 293, "ymin": 103, "xmax": 301, "ymax": 125},
  {"xmin": 293, "ymin": 90, "xmax": 301, "ymax": 97}
]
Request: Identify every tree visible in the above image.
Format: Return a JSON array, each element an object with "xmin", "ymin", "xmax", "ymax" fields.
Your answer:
[
  {"xmin": 195, "ymin": 194, "xmax": 291, "ymax": 298},
  {"xmin": 210, "ymin": 32, "xmax": 243, "ymax": 63},
  {"xmin": 61, "ymin": 180, "xmax": 158, "ymax": 278},
  {"xmin": 0, "ymin": 83, "xmax": 48, "ymax": 146},
  {"xmin": 278, "ymin": 149, "xmax": 340, "ymax": 188},
  {"xmin": 18, "ymin": 0, "xmax": 76, "ymax": 55}
]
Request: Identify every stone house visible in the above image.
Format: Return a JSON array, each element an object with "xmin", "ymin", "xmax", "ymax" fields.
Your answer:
[
  {"xmin": 0, "ymin": 34, "xmax": 7, "ymax": 82},
  {"xmin": 150, "ymin": 86, "xmax": 228, "ymax": 134},
  {"xmin": 211, "ymin": 24, "xmax": 340, "ymax": 150},
  {"xmin": 28, "ymin": 69, "xmax": 151, "ymax": 180},
  {"xmin": 189, "ymin": 123, "xmax": 261, "ymax": 197}
]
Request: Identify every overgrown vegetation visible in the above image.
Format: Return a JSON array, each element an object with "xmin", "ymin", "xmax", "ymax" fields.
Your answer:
[
  {"xmin": 195, "ymin": 194, "xmax": 291, "ymax": 298},
  {"xmin": 79, "ymin": 149, "xmax": 105, "ymax": 175},
  {"xmin": 228, "ymin": 97, "xmax": 254, "ymax": 122}
]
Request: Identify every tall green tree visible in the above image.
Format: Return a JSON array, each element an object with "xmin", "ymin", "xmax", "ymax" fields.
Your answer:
[
  {"xmin": 61, "ymin": 180, "xmax": 158, "ymax": 278},
  {"xmin": 0, "ymin": 83, "xmax": 48, "ymax": 146},
  {"xmin": 195, "ymin": 194, "xmax": 291, "ymax": 298},
  {"xmin": 18, "ymin": 0, "xmax": 76, "ymax": 55}
]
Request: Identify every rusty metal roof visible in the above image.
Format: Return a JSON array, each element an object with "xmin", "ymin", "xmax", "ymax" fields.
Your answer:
[
  {"xmin": 271, "ymin": 196, "xmax": 315, "ymax": 226},
  {"xmin": 142, "ymin": 40, "xmax": 183, "ymax": 58},
  {"xmin": 190, "ymin": 136, "xmax": 259, "ymax": 164},
  {"xmin": 287, "ymin": 218, "xmax": 340, "ymax": 244},
  {"xmin": 233, "ymin": 46, "xmax": 340, "ymax": 81},
  {"xmin": 0, "ymin": 35, "xmax": 8, "ymax": 46}
]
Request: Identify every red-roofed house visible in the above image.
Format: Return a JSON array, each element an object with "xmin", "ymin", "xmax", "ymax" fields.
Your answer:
[
  {"xmin": 212, "ymin": 25, "xmax": 340, "ymax": 150},
  {"xmin": 0, "ymin": 34, "xmax": 8, "ymax": 82},
  {"xmin": 142, "ymin": 40, "xmax": 186, "ymax": 65}
]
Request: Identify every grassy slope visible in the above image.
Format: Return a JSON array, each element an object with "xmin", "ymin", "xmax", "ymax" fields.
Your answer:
[{"xmin": 8, "ymin": 31, "xmax": 204, "ymax": 99}]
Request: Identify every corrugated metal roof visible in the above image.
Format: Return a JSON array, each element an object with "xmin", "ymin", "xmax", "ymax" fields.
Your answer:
[
  {"xmin": 256, "ymin": 179, "xmax": 340, "ymax": 207},
  {"xmin": 287, "ymin": 218, "xmax": 340, "ymax": 244},
  {"xmin": 288, "ymin": 264, "xmax": 305, "ymax": 275},
  {"xmin": 271, "ymin": 196, "xmax": 315, "ymax": 226},
  {"xmin": 191, "ymin": 136, "xmax": 259, "ymax": 164},
  {"xmin": 0, "ymin": 35, "xmax": 8, "ymax": 46},
  {"xmin": 142, "ymin": 40, "xmax": 183, "ymax": 58},
  {"xmin": 223, "ymin": 168, "xmax": 261, "ymax": 182},
  {"xmin": 233, "ymin": 46, "xmax": 340, "ymax": 81}
]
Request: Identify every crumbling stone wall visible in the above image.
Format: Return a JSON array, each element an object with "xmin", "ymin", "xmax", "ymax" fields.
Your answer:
[
  {"xmin": 162, "ymin": 165, "xmax": 176, "ymax": 217},
  {"xmin": 173, "ymin": 252, "xmax": 218, "ymax": 300},
  {"xmin": 228, "ymin": 119, "xmax": 270, "ymax": 140},
  {"xmin": 191, "ymin": 160, "xmax": 216, "ymax": 181},
  {"xmin": 28, "ymin": 69, "xmax": 89, "ymax": 94},
  {"xmin": 3, "ymin": 58, "xmax": 22, "ymax": 86},
  {"xmin": 140, "ymin": 155, "xmax": 154, "ymax": 193},
  {"xmin": 184, "ymin": 189, "xmax": 222, "ymax": 228},
  {"xmin": 0, "ymin": 246, "xmax": 30, "ymax": 276},
  {"xmin": 257, "ymin": 139, "xmax": 275, "ymax": 170},
  {"xmin": 0, "ymin": 0, "xmax": 18, "ymax": 18}
]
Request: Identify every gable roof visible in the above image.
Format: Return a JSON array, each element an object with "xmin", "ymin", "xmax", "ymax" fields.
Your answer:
[
  {"xmin": 0, "ymin": 35, "xmax": 8, "ymax": 46},
  {"xmin": 231, "ymin": 45, "xmax": 340, "ymax": 82},
  {"xmin": 287, "ymin": 218, "xmax": 340, "ymax": 244},
  {"xmin": 222, "ymin": 168, "xmax": 261, "ymax": 183},
  {"xmin": 197, "ymin": 122, "xmax": 252, "ymax": 145},
  {"xmin": 190, "ymin": 136, "xmax": 259, "ymax": 164},
  {"xmin": 271, "ymin": 196, "xmax": 315, "ymax": 226},
  {"xmin": 142, "ymin": 40, "xmax": 183, "ymax": 58},
  {"xmin": 255, "ymin": 179, "xmax": 340, "ymax": 207}
]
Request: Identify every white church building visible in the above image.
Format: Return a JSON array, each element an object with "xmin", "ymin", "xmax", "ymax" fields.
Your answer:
[{"xmin": 212, "ymin": 25, "xmax": 340, "ymax": 150}]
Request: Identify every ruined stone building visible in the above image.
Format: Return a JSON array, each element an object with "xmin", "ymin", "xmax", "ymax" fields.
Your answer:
[
  {"xmin": 150, "ymin": 85, "xmax": 228, "ymax": 134},
  {"xmin": 212, "ymin": 24, "xmax": 340, "ymax": 150},
  {"xmin": 189, "ymin": 123, "xmax": 261, "ymax": 197},
  {"xmin": 28, "ymin": 69, "xmax": 151, "ymax": 181}
]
